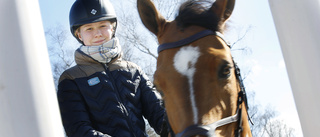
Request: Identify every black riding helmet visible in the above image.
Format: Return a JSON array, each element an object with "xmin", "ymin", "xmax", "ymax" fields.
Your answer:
[{"xmin": 69, "ymin": 0, "xmax": 117, "ymax": 43}]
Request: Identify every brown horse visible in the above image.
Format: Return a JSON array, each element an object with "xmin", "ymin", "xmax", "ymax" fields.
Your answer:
[{"xmin": 137, "ymin": 0, "xmax": 252, "ymax": 136}]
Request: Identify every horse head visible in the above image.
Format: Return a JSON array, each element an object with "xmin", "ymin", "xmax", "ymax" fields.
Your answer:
[{"xmin": 137, "ymin": 0, "xmax": 252, "ymax": 136}]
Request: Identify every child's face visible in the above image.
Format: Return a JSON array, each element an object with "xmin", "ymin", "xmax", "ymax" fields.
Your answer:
[{"xmin": 77, "ymin": 20, "xmax": 114, "ymax": 46}]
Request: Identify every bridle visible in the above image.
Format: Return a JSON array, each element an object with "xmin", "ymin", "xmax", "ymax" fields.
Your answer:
[{"xmin": 158, "ymin": 30, "xmax": 253, "ymax": 137}]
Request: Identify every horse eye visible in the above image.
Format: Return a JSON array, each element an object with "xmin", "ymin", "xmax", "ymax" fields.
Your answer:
[{"xmin": 219, "ymin": 65, "xmax": 232, "ymax": 79}]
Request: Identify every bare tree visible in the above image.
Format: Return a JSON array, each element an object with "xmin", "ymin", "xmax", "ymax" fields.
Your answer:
[
  {"xmin": 247, "ymin": 92, "xmax": 296, "ymax": 137},
  {"xmin": 111, "ymin": 0, "xmax": 187, "ymax": 79},
  {"xmin": 45, "ymin": 24, "xmax": 77, "ymax": 89},
  {"xmin": 265, "ymin": 119, "xmax": 295, "ymax": 137}
]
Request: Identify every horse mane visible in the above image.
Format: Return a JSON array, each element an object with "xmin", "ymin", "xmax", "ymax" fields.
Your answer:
[{"xmin": 175, "ymin": 0, "xmax": 221, "ymax": 31}]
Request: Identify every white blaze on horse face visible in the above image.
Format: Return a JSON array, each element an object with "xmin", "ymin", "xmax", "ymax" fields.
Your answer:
[{"xmin": 173, "ymin": 45, "xmax": 201, "ymax": 124}]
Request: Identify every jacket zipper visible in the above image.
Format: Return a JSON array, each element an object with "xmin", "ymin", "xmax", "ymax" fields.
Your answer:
[{"xmin": 102, "ymin": 64, "xmax": 137, "ymax": 137}]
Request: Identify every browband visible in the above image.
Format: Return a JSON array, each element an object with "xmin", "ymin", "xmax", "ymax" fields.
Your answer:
[{"xmin": 158, "ymin": 30, "xmax": 224, "ymax": 53}]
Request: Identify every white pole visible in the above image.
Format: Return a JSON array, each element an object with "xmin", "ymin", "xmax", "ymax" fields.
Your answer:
[
  {"xmin": 268, "ymin": 0, "xmax": 320, "ymax": 136},
  {"xmin": 0, "ymin": 0, "xmax": 64, "ymax": 137}
]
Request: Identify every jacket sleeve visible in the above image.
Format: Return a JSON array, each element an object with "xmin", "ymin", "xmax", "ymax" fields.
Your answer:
[
  {"xmin": 57, "ymin": 78, "xmax": 111, "ymax": 137},
  {"xmin": 138, "ymin": 70, "xmax": 166, "ymax": 134}
]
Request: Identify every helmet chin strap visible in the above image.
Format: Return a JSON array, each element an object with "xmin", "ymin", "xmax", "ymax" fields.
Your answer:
[{"xmin": 111, "ymin": 20, "xmax": 117, "ymax": 38}]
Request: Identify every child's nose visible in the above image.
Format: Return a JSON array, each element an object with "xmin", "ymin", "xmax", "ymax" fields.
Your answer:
[{"xmin": 95, "ymin": 29, "xmax": 102, "ymax": 37}]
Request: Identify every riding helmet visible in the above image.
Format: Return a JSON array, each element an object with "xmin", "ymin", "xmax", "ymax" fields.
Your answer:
[{"xmin": 69, "ymin": 0, "xmax": 117, "ymax": 41}]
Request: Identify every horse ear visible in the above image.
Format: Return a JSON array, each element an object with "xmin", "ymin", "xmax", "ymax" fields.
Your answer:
[
  {"xmin": 137, "ymin": 0, "xmax": 166, "ymax": 35},
  {"xmin": 210, "ymin": 0, "xmax": 235, "ymax": 22}
]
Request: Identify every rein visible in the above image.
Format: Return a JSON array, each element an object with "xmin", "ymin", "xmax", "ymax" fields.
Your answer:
[{"xmin": 159, "ymin": 30, "xmax": 253, "ymax": 137}]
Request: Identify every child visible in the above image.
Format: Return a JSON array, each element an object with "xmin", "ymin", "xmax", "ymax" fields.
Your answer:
[{"xmin": 57, "ymin": 0, "xmax": 166, "ymax": 136}]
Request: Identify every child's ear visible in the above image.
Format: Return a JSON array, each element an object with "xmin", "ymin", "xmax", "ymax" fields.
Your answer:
[{"xmin": 77, "ymin": 32, "xmax": 83, "ymax": 41}]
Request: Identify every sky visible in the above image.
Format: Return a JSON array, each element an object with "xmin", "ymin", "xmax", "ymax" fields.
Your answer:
[{"xmin": 39, "ymin": 0, "xmax": 303, "ymax": 136}]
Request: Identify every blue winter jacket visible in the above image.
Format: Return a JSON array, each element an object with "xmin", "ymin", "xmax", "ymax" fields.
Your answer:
[{"xmin": 57, "ymin": 49, "xmax": 165, "ymax": 137}]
